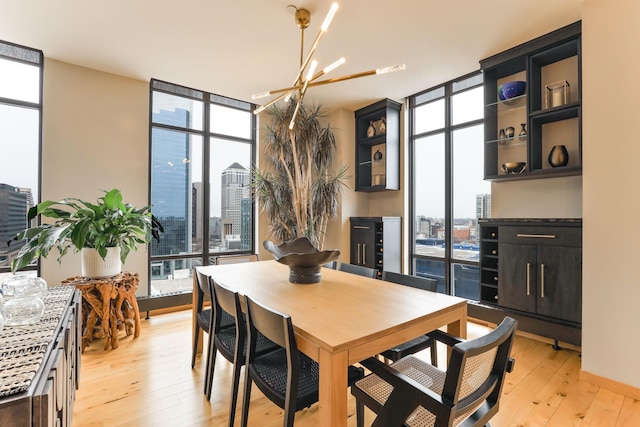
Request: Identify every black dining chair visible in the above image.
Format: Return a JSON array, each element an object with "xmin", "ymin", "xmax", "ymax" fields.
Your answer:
[
  {"xmin": 337, "ymin": 262, "xmax": 377, "ymax": 278},
  {"xmin": 207, "ymin": 280, "xmax": 280, "ymax": 425},
  {"xmin": 192, "ymin": 269, "xmax": 235, "ymax": 369},
  {"xmin": 351, "ymin": 316, "xmax": 517, "ymax": 427},
  {"xmin": 379, "ymin": 271, "xmax": 439, "ymax": 366},
  {"xmin": 240, "ymin": 295, "xmax": 364, "ymax": 427}
]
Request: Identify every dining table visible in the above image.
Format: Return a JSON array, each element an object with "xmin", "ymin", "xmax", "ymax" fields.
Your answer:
[{"xmin": 194, "ymin": 260, "xmax": 467, "ymax": 427}]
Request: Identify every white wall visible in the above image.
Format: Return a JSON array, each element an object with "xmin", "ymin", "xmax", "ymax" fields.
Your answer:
[
  {"xmin": 581, "ymin": 0, "xmax": 640, "ymax": 389},
  {"xmin": 41, "ymin": 59, "xmax": 149, "ymax": 288}
]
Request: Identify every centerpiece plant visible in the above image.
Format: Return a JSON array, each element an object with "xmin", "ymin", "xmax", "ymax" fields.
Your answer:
[
  {"xmin": 253, "ymin": 100, "xmax": 347, "ymax": 250},
  {"xmin": 10, "ymin": 188, "xmax": 162, "ymax": 275}
]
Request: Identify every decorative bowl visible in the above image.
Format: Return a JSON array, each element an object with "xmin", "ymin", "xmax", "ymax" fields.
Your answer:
[
  {"xmin": 501, "ymin": 162, "xmax": 527, "ymax": 174},
  {"xmin": 263, "ymin": 237, "xmax": 340, "ymax": 284},
  {"xmin": 498, "ymin": 81, "xmax": 526, "ymax": 102}
]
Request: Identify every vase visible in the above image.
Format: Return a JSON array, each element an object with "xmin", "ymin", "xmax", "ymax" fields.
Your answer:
[
  {"xmin": 548, "ymin": 145, "xmax": 569, "ymax": 167},
  {"xmin": 81, "ymin": 247, "xmax": 122, "ymax": 278},
  {"xmin": 519, "ymin": 123, "xmax": 527, "ymax": 141},
  {"xmin": 1, "ymin": 275, "xmax": 47, "ymax": 326}
]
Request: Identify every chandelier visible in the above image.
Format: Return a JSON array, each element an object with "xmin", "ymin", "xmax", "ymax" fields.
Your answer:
[{"xmin": 252, "ymin": 2, "xmax": 405, "ymax": 129}]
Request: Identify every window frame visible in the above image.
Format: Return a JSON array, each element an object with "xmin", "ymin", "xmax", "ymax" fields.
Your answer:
[
  {"xmin": 147, "ymin": 79, "xmax": 257, "ymax": 308},
  {"xmin": 0, "ymin": 40, "xmax": 43, "ymax": 276},
  {"xmin": 409, "ymin": 71, "xmax": 484, "ymax": 296}
]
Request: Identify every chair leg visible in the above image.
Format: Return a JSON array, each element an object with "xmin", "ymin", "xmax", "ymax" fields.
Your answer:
[
  {"xmin": 191, "ymin": 324, "xmax": 200, "ymax": 368},
  {"xmin": 205, "ymin": 339, "xmax": 217, "ymax": 400},
  {"xmin": 240, "ymin": 373, "xmax": 253, "ymax": 427},
  {"xmin": 430, "ymin": 340, "xmax": 438, "ymax": 367},
  {"xmin": 356, "ymin": 399, "xmax": 365, "ymax": 427},
  {"xmin": 227, "ymin": 355, "xmax": 243, "ymax": 427}
]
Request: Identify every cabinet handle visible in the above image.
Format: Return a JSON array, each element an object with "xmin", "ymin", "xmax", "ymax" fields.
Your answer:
[
  {"xmin": 540, "ymin": 264, "xmax": 545, "ymax": 298},
  {"xmin": 363, "ymin": 244, "xmax": 367, "ymax": 264},
  {"xmin": 516, "ymin": 233, "xmax": 556, "ymax": 239},
  {"xmin": 526, "ymin": 262, "xmax": 531, "ymax": 296},
  {"xmin": 353, "ymin": 226, "xmax": 371, "ymax": 230},
  {"xmin": 357, "ymin": 244, "xmax": 361, "ymax": 264}
]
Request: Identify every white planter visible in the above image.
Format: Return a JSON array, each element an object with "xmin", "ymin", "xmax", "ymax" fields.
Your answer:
[{"xmin": 81, "ymin": 247, "xmax": 122, "ymax": 278}]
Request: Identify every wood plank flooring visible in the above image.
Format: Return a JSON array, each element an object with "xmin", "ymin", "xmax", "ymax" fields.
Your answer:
[{"xmin": 73, "ymin": 309, "xmax": 639, "ymax": 426}]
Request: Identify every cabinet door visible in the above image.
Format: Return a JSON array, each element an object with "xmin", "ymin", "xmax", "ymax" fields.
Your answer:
[
  {"xmin": 350, "ymin": 223, "xmax": 376, "ymax": 268},
  {"xmin": 536, "ymin": 246, "xmax": 582, "ymax": 323},
  {"xmin": 498, "ymin": 242, "xmax": 537, "ymax": 313}
]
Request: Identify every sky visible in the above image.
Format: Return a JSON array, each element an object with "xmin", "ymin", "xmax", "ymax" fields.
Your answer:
[{"xmin": 0, "ymin": 58, "xmax": 40, "ymax": 199}]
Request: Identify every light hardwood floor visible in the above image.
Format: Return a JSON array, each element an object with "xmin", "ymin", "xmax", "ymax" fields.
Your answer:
[{"xmin": 73, "ymin": 309, "xmax": 640, "ymax": 426}]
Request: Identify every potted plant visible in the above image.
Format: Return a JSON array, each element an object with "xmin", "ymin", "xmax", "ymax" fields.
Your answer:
[
  {"xmin": 10, "ymin": 188, "xmax": 163, "ymax": 278},
  {"xmin": 253, "ymin": 99, "xmax": 347, "ymax": 250}
]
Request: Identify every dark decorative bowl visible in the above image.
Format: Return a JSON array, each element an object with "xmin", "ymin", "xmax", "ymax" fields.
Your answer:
[
  {"xmin": 501, "ymin": 161, "xmax": 527, "ymax": 174},
  {"xmin": 498, "ymin": 81, "xmax": 526, "ymax": 102},
  {"xmin": 263, "ymin": 237, "xmax": 340, "ymax": 284}
]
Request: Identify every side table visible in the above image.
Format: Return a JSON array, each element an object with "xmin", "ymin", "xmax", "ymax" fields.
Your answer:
[{"xmin": 62, "ymin": 272, "xmax": 141, "ymax": 351}]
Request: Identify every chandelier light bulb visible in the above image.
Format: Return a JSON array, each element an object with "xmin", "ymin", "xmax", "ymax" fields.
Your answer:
[
  {"xmin": 376, "ymin": 64, "xmax": 406, "ymax": 75},
  {"xmin": 321, "ymin": 3, "xmax": 339, "ymax": 32},
  {"xmin": 323, "ymin": 57, "xmax": 345, "ymax": 74}
]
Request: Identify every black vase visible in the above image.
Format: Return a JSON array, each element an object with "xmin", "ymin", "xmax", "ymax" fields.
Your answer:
[{"xmin": 548, "ymin": 145, "xmax": 569, "ymax": 167}]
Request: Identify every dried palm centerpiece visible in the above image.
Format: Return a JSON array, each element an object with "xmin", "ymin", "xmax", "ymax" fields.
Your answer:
[{"xmin": 253, "ymin": 100, "xmax": 347, "ymax": 250}]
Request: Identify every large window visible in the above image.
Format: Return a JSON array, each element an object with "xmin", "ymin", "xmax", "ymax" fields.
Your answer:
[
  {"xmin": 0, "ymin": 41, "xmax": 42, "ymax": 276},
  {"xmin": 410, "ymin": 72, "xmax": 487, "ymax": 299},
  {"xmin": 149, "ymin": 80, "xmax": 256, "ymax": 302}
]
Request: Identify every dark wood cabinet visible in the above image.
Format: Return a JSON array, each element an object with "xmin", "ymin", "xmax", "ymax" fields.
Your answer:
[
  {"xmin": 497, "ymin": 225, "xmax": 582, "ymax": 324},
  {"xmin": 354, "ymin": 99, "xmax": 401, "ymax": 191},
  {"xmin": 350, "ymin": 217, "xmax": 401, "ymax": 278},
  {"xmin": 0, "ymin": 287, "xmax": 81, "ymax": 427},
  {"xmin": 476, "ymin": 219, "xmax": 582, "ymax": 345},
  {"xmin": 481, "ymin": 21, "xmax": 581, "ymax": 181}
]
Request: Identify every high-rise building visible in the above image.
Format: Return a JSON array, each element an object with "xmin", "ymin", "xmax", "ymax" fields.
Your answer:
[
  {"xmin": 0, "ymin": 184, "xmax": 30, "ymax": 255},
  {"xmin": 221, "ymin": 162, "xmax": 250, "ymax": 250},
  {"xmin": 151, "ymin": 107, "xmax": 192, "ymax": 258},
  {"xmin": 476, "ymin": 193, "xmax": 491, "ymax": 219}
]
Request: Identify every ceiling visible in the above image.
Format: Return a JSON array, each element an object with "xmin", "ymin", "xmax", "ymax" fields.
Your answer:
[{"xmin": 0, "ymin": 0, "xmax": 582, "ymax": 111}]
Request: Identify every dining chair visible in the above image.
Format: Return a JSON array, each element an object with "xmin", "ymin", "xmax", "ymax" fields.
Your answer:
[
  {"xmin": 351, "ymin": 316, "xmax": 517, "ymax": 427},
  {"xmin": 193, "ymin": 255, "xmax": 257, "ymax": 372},
  {"xmin": 215, "ymin": 253, "xmax": 259, "ymax": 265},
  {"xmin": 379, "ymin": 271, "xmax": 439, "ymax": 366},
  {"xmin": 191, "ymin": 269, "xmax": 234, "ymax": 369},
  {"xmin": 240, "ymin": 295, "xmax": 364, "ymax": 427},
  {"xmin": 207, "ymin": 280, "xmax": 280, "ymax": 425},
  {"xmin": 337, "ymin": 262, "xmax": 377, "ymax": 278}
]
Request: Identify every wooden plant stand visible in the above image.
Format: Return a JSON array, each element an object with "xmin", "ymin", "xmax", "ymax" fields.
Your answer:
[{"xmin": 62, "ymin": 272, "xmax": 141, "ymax": 351}]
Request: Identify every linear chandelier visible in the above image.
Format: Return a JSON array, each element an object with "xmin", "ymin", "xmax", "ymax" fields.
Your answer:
[{"xmin": 252, "ymin": 2, "xmax": 405, "ymax": 129}]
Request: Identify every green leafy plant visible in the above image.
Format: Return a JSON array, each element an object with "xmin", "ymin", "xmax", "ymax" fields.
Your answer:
[
  {"xmin": 253, "ymin": 100, "xmax": 348, "ymax": 250},
  {"xmin": 10, "ymin": 188, "xmax": 163, "ymax": 272}
]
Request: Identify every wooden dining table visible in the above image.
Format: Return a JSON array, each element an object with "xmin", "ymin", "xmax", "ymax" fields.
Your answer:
[{"xmin": 194, "ymin": 260, "xmax": 467, "ymax": 427}]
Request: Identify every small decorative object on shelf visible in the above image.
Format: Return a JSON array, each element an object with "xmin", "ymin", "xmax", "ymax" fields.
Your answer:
[
  {"xmin": 263, "ymin": 237, "xmax": 340, "ymax": 284},
  {"xmin": 549, "ymin": 144, "xmax": 569, "ymax": 167},
  {"xmin": 498, "ymin": 80, "xmax": 526, "ymax": 103},
  {"xmin": 498, "ymin": 128, "xmax": 506, "ymax": 140},
  {"xmin": 519, "ymin": 123, "xmax": 527, "ymax": 141},
  {"xmin": 505, "ymin": 126, "xmax": 515, "ymax": 139},
  {"xmin": 501, "ymin": 162, "xmax": 527, "ymax": 174},
  {"xmin": 367, "ymin": 121, "xmax": 376, "ymax": 137},
  {"xmin": 378, "ymin": 117, "xmax": 386, "ymax": 134},
  {"xmin": 373, "ymin": 149, "xmax": 383, "ymax": 161},
  {"xmin": 545, "ymin": 80, "xmax": 570, "ymax": 108}
]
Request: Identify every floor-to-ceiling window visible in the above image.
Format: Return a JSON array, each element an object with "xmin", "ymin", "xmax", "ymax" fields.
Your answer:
[
  {"xmin": 410, "ymin": 72, "xmax": 487, "ymax": 299},
  {"xmin": 149, "ymin": 80, "xmax": 256, "ymax": 304},
  {"xmin": 0, "ymin": 41, "xmax": 42, "ymax": 277}
]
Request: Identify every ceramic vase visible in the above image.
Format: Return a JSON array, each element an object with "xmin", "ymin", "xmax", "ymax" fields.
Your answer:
[
  {"xmin": 548, "ymin": 145, "xmax": 569, "ymax": 167},
  {"xmin": 519, "ymin": 123, "xmax": 527, "ymax": 141}
]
